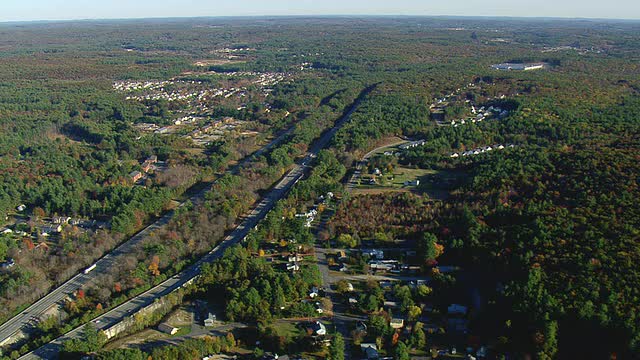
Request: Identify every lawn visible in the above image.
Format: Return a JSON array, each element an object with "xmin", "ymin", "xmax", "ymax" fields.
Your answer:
[{"xmin": 354, "ymin": 166, "xmax": 464, "ymax": 200}]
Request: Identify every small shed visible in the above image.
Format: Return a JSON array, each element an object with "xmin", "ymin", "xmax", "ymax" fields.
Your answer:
[{"xmin": 157, "ymin": 323, "xmax": 179, "ymax": 335}]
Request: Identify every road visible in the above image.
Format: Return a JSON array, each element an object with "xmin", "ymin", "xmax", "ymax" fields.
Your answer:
[
  {"xmin": 19, "ymin": 85, "xmax": 374, "ymax": 359},
  {"xmin": 316, "ymin": 138, "xmax": 411, "ymax": 358},
  {"xmin": 0, "ymin": 127, "xmax": 296, "ymax": 350}
]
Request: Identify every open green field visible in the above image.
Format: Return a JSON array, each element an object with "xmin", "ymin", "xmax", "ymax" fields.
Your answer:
[{"xmin": 355, "ymin": 166, "xmax": 463, "ymax": 200}]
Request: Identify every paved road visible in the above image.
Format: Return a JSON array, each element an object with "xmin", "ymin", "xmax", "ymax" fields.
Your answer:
[
  {"xmin": 19, "ymin": 85, "xmax": 374, "ymax": 359},
  {"xmin": 317, "ymin": 138, "xmax": 412, "ymax": 358},
  {"xmin": 0, "ymin": 127, "xmax": 295, "ymax": 349}
]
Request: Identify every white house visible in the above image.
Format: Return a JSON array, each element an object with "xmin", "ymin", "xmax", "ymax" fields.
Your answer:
[{"xmin": 311, "ymin": 321, "xmax": 326, "ymax": 336}]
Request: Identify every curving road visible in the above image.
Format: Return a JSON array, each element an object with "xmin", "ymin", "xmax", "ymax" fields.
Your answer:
[
  {"xmin": 0, "ymin": 126, "xmax": 294, "ymax": 350},
  {"xmin": 18, "ymin": 84, "xmax": 374, "ymax": 359}
]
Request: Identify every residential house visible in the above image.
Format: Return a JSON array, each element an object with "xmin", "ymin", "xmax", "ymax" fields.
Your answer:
[
  {"xmin": 362, "ymin": 249, "xmax": 384, "ymax": 259},
  {"xmin": 41, "ymin": 224, "xmax": 62, "ymax": 236},
  {"xmin": 0, "ymin": 258, "xmax": 15, "ymax": 270},
  {"xmin": 129, "ymin": 171, "xmax": 143, "ymax": 183},
  {"xmin": 309, "ymin": 287, "xmax": 319, "ymax": 299},
  {"xmin": 369, "ymin": 260, "xmax": 398, "ymax": 271},
  {"xmin": 52, "ymin": 217, "xmax": 71, "ymax": 224},
  {"xmin": 399, "ymin": 140, "xmax": 426, "ymax": 150},
  {"xmin": 141, "ymin": 161, "xmax": 153, "ymax": 173},
  {"xmin": 390, "ymin": 318, "xmax": 405, "ymax": 329},
  {"xmin": 346, "ymin": 282, "xmax": 354, "ymax": 292},
  {"xmin": 16, "ymin": 204, "xmax": 26, "ymax": 212},
  {"xmin": 286, "ymin": 263, "xmax": 300, "ymax": 272},
  {"xmin": 310, "ymin": 321, "xmax": 326, "ymax": 336},
  {"xmin": 404, "ymin": 180, "xmax": 420, "ymax": 186},
  {"xmin": 360, "ymin": 343, "xmax": 379, "ymax": 359},
  {"xmin": 204, "ymin": 313, "xmax": 216, "ymax": 327}
]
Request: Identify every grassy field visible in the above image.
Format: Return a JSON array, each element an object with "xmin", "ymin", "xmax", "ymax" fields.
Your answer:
[{"xmin": 355, "ymin": 166, "xmax": 463, "ymax": 200}]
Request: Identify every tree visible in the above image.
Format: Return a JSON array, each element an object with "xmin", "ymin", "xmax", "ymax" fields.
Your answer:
[
  {"xmin": 97, "ymin": 348, "xmax": 147, "ymax": 360},
  {"xmin": 417, "ymin": 284, "xmax": 432, "ymax": 298},
  {"xmin": 62, "ymin": 322, "xmax": 107, "ymax": 354},
  {"xmin": 369, "ymin": 315, "xmax": 390, "ymax": 338},
  {"xmin": 148, "ymin": 255, "xmax": 160, "ymax": 276},
  {"xmin": 329, "ymin": 333, "xmax": 345, "ymax": 360},
  {"xmin": 337, "ymin": 233, "xmax": 357, "ymax": 248},
  {"xmin": 408, "ymin": 305, "xmax": 422, "ymax": 322},
  {"xmin": 411, "ymin": 322, "xmax": 427, "ymax": 349},
  {"xmin": 417, "ymin": 232, "xmax": 441, "ymax": 264},
  {"xmin": 394, "ymin": 341, "xmax": 410, "ymax": 360}
]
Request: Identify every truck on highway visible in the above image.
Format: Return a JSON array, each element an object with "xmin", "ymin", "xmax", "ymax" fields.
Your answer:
[{"xmin": 83, "ymin": 264, "xmax": 97, "ymax": 274}]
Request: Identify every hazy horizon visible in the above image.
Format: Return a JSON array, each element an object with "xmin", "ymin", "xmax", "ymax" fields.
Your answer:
[{"xmin": 2, "ymin": 0, "xmax": 640, "ymax": 23}]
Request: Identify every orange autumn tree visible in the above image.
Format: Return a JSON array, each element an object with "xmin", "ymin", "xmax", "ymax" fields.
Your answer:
[{"xmin": 148, "ymin": 255, "xmax": 161, "ymax": 276}]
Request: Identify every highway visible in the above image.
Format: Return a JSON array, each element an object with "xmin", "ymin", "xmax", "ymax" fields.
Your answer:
[
  {"xmin": 18, "ymin": 85, "xmax": 374, "ymax": 359},
  {"xmin": 0, "ymin": 126, "xmax": 294, "ymax": 349}
]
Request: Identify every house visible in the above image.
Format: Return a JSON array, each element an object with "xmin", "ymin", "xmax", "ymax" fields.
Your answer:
[
  {"xmin": 448, "ymin": 304, "xmax": 468, "ymax": 315},
  {"xmin": 52, "ymin": 217, "xmax": 71, "ymax": 224},
  {"xmin": 41, "ymin": 224, "xmax": 62, "ymax": 236},
  {"xmin": 17, "ymin": 204, "xmax": 26, "ymax": 212},
  {"xmin": 0, "ymin": 259, "xmax": 15, "ymax": 270},
  {"xmin": 476, "ymin": 346, "xmax": 488, "ymax": 358},
  {"xmin": 1, "ymin": 228, "xmax": 13, "ymax": 235},
  {"xmin": 286, "ymin": 263, "xmax": 300, "ymax": 272},
  {"xmin": 129, "ymin": 171, "xmax": 143, "ymax": 182},
  {"xmin": 339, "ymin": 263, "xmax": 348, "ymax": 272},
  {"xmin": 310, "ymin": 321, "xmax": 326, "ymax": 336},
  {"xmin": 346, "ymin": 282, "xmax": 354, "ymax": 292},
  {"xmin": 146, "ymin": 155, "xmax": 158, "ymax": 163},
  {"xmin": 384, "ymin": 301, "xmax": 398, "ymax": 308},
  {"xmin": 287, "ymin": 254, "xmax": 303, "ymax": 262},
  {"xmin": 141, "ymin": 161, "xmax": 153, "ymax": 173},
  {"xmin": 261, "ymin": 354, "xmax": 290, "ymax": 360},
  {"xmin": 369, "ymin": 260, "xmax": 397, "ymax": 271},
  {"xmin": 157, "ymin": 323, "xmax": 179, "ymax": 335},
  {"xmin": 360, "ymin": 343, "xmax": 379, "ymax": 359},
  {"xmin": 309, "ymin": 287, "xmax": 319, "ymax": 299},
  {"xmin": 390, "ymin": 318, "xmax": 405, "ymax": 329},
  {"xmin": 204, "ymin": 312, "xmax": 216, "ymax": 327},
  {"xmin": 399, "ymin": 140, "xmax": 426, "ymax": 150},
  {"xmin": 337, "ymin": 250, "xmax": 347, "ymax": 260},
  {"xmin": 356, "ymin": 321, "xmax": 368, "ymax": 333},
  {"xmin": 362, "ymin": 249, "xmax": 384, "ymax": 259}
]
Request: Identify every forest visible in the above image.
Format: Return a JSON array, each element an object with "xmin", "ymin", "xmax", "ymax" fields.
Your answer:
[{"xmin": 0, "ymin": 16, "xmax": 639, "ymax": 360}]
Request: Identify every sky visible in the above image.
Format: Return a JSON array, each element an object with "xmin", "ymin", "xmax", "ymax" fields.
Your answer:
[{"xmin": 1, "ymin": 0, "xmax": 639, "ymax": 22}]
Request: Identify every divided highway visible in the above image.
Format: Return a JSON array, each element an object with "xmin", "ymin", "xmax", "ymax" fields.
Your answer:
[
  {"xmin": 0, "ymin": 127, "xmax": 294, "ymax": 349},
  {"xmin": 18, "ymin": 85, "xmax": 374, "ymax": 359}
]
